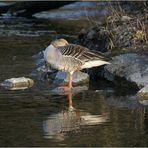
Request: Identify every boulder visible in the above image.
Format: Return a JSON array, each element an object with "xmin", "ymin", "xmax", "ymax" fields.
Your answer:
[
  {"xmin": 104, "ymin": 53, "xmax": 148, "ymax": 95},
  {"xmin": 34, "ymin": 2, "xmax": 109, "ymax": 21}
]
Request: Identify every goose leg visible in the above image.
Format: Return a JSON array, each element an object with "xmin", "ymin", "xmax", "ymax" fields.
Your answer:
[
  {"xmin": 68, "ymin": 90, "xmax": 80, "ymax": 117},
  {"xmin": 68, "ymin": 73, "xmax": 73, "ymax": 91},
  {"xmin": 68, "ymin": 91, "xmax": 74, "ymax": 111},
  {"xmin": 57, "ymin": 73, "xmax": 73, "ymax": 93}
]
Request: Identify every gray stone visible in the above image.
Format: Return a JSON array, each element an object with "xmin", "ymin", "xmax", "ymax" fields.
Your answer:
[
  {"xmin": 33, "ymin": 2, "xmax": 110, "ymax": 20},
  {"xmin": 104, "ymin": 53, "xmax": 148, "ymax": 94},
  {"xmin": 138, "ymin": 85, "xmax": 148, "ymax": 98},
  {"xmin": 139, "ymin": 85, "xmax": 148, "ymax": 94},
  {"xmin": 139, "ymin": 98, "xmax": 148, "ymax": 106},
  {"xmin": 51, "ymin": 85, "xmax": 88, "ymax": 95},
  {"xmin": 0, "ymin": 77, "xmax": 34, "ymax": 90},
  {"xmin": 121, "ymin": 15, "xmax": 132, "ymax": 21},
  {"xmin": 53, "ymin": 71, "xmax": 89, "ymax": 86},
  {"xmin": 87, "ymin": 29, "xmax": 96, "ymax": 39}
]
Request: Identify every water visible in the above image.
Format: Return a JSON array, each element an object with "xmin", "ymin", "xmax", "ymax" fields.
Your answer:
[{"xmin": 0, "ymin": 18, "xmax": 148, "ymax": 147}]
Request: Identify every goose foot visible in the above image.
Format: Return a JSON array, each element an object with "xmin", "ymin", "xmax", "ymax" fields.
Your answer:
[{"xmin": 58, "ymin": 86, "xmax": 72, "ymax": 93}]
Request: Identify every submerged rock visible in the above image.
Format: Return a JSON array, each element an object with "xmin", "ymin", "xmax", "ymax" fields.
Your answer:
[
  {"xmin": 0, "ymin": 77, "xmax": 34, "ymax": 90},
  {"xmin": 104, "ymin": 53, "xmax": 148, "ymax": 95}
]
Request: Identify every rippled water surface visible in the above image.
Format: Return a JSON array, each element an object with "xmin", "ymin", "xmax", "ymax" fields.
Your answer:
[{"xmin": 0, "ymin": 18, "xmax": 148, "ymax": 147}]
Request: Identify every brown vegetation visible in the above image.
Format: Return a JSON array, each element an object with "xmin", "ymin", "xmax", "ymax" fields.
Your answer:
[{"xmin": 78, "ymin": 1, "xmax": 148, "ymax": 54}]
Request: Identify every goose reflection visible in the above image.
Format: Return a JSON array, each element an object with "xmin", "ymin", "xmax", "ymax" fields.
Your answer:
[{"xmin": 43, "ymin": 90, "xmax": 109, "ymax": 141}]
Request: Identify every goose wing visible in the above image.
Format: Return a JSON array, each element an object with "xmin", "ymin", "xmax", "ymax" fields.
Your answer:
[{"xmin": 58, "ymin": 44, "xmax": 110, "ymax": 63}]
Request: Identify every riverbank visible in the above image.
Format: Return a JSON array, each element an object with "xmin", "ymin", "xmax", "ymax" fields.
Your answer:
[{"xmin": 75, "ymin": 2, "xmax": 148, "ymax": 95}]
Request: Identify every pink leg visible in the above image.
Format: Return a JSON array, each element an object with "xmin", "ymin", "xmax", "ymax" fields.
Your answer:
[
  {"xmin": 68, "ymin": 91, "xmax": 80, "ymax": 116},
  {"xmin": 68, "ymin": 91, "xmax": 73, "ymax": 111},
  {"xmin": 57, "ymin": 73, "xmax": 73, "ymax": 93},
  {"xmin": 68, "ymin": 73, "xmax": 73, "ymax": 91}
]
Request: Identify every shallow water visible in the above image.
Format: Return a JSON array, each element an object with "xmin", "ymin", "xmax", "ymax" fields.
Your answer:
[{"xmin": 0, "ymin": 18, "xmax": 148, "ymax": 147}]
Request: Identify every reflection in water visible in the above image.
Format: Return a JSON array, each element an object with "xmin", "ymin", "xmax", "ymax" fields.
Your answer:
[
  {"xmin": 51, "ymin": 85, "xmax": 88, "ymax": 95},
  {"xmin": 43, "ymin": 90, "xmax": 109, "ymax": 141},
  {"xmin": 106, "ymin": 95, "xmax": 142, "ymax": 109}
]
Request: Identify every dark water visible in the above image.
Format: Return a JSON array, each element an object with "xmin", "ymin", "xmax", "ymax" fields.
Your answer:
[{"xmin": 0, "ymin": 19, "xmax": 148, "ymax": 147}]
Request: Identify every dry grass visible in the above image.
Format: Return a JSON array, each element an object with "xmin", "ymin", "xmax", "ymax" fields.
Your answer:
[{"xmin": 104, "ymin": 1, "xmax": 147, "ymax": 50}]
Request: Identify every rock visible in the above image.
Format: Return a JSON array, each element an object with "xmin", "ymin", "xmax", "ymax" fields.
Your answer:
[
  {"xmin": 1, "ymin": 1, "xmax": 74, "ymax": 17},
  {"xmin": 87, "ymin": 29, "xmax": 96, "ymax": 39},
  {"xmin": 34, "ymin": 2, "xmax": 109, "ymax": 20},
  {"xmin": 138, "ymin": 85, "xmax": 148, "ymax": 94},
  {"xmin": 77, "ymin": 27, "xmax": 109, "ymax": 52},
  {"xmin": 0, "ymin": 29, "xmax": 55, "ymax": 37},
  {"xmin": 139, "ymin": 99, "xmax": 148, "ymax": 106},
  {"xmin": 32, "ymin": 51, "xmax": 44, "ymax": 61},
  {"xmin": 0, "ymin": 77, "xmax": 34, "ymax": 90},
  {"xmin": 104, "ymin": 53, "xmax": 148, "ymax": 94},
  {"xmin": 0, "ymin": 2, "xmax": 14, "ymax": 15},
  {"xmin": 121, "ymin": 15, "xmax": 132, "ymax": 21},
  {"xmin": 32, "ymin": 50, "xmax": 58, "ymax": 80},
  {"xmin": 51, "ymin": 85, "xmax": 88, "ymax": 95},
  {"xmin": 53, "ymin": 71, "xmax": 89, "ymax": 86},
  {"xmin": 138, "ymin": 85, "xmax": 148, "ymax": 99}
]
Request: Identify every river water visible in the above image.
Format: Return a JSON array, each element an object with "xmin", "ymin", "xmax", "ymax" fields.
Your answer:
[{"xmin": 0, "ymin": 17, "xmax": 148, "ymax": 147}]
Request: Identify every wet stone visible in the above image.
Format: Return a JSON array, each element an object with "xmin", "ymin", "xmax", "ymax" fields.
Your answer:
[
  {"xmin": 51, "ymin": 85, "xmax": 88, "ymax": 95},
  {"xmin": 104, "ymin": 53, "xmax": 148, "ymax": 94},
  {"xmin": 0, "ymin": 77, "xmax": 34, "ymax": 90},
  {"xmin": 53, "ymin": 71, "xmax": 89, "ymax": 86},
  {"xmin": 138, "ymin": 85, "xmax": 148, "ymax": 99}
]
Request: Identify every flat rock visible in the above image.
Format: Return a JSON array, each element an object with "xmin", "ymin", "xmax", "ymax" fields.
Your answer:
[
  {"xmin": 53, "ymin": 71, "xmax": 89, "ymax": 86},
  {"xmin": 0, "ymin": 77, "xmax": 34, "ymax": 90},
  {"xmin": 33, "ymin": 2, "xmax": 109, "ymax": 20},
  {"xmin": 104, "ymin": 53, "xmax": 148, "ymax": 95}
]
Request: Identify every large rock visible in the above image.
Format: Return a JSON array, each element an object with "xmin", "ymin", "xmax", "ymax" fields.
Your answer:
[
  {"xmin": 104, "ymin": 53, "xmax": 148, "ymax": 95},
  {"xmin": 34, "ymin": 2, "xmax": 109, "ymax": 21}
]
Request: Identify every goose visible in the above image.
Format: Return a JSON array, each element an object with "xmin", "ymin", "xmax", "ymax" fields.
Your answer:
[{"xmin": 44, "ymin": 39, "xmax": 110, "ymax": 91}]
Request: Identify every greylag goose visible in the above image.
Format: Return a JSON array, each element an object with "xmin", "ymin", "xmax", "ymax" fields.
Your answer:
[{"xmin": 44, "ymin": 39, "xmax": 110, "ymax": 91}]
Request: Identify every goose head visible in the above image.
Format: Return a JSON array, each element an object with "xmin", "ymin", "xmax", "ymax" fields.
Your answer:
[{"xmin": 51, "ymin": 38, "xmax": 68, "ymax": 48}]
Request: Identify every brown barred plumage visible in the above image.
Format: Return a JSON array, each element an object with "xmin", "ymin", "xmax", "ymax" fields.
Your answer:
[{"xmin": 58, "ymin": 44, "xmax": 110, "ymax": 64}]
